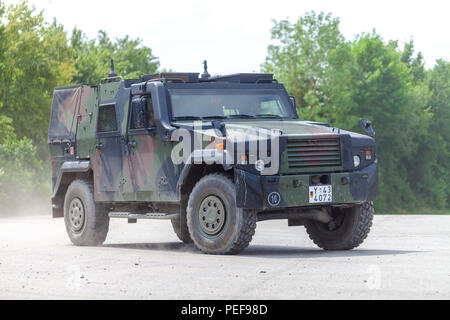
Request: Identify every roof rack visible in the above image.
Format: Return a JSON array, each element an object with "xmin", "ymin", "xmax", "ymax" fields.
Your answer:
[
  {"xmin": 138, "ymin": 72, "xmax": 277, "ymax": 85},
  {"xmin": 206, "ymin": 73, "xmax": 274, "ymax": 84},
  {"xmin": 147, "ymin": 78, "xmax": 185, "ymax": 83},
  {"xmin": 140, "ymin": 73, "xmax": 199, "ymax": 83}
]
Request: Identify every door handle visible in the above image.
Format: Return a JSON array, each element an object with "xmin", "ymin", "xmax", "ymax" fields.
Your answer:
[{"xmin": 95, "ymin": 143, "xmax": 103, "ymax": 149}]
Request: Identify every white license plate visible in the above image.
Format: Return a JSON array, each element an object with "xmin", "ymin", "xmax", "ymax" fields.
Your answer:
[{"xmin": 309, "ymin": 185, "xmax": 332, "ymax": 203}]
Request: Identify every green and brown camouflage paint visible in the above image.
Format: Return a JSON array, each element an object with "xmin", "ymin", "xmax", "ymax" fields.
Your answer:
[{"xmin": 48, "ymin": 73, "xmax": 378, "ymax": 215}]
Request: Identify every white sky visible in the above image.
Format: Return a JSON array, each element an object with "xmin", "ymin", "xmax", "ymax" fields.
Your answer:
[{"xmin": 4, "ymin": 0, "xmax": 450, "ymax": 74}]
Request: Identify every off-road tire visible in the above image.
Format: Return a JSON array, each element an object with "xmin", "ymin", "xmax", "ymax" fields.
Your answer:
[
  {"xmin": 187, "ymin": 173, "xmax": 257, "ymax": 254},
  {"xmin": 63, "ymin": 179, "xmax": 109, "ymax": 246},
  {"xmin": 305, "ymin": 201, "xmax": 374, "ymax": 250},
  {"xmin": 171, "ymin": 210, "xmax": 193, "ymax": 243}
]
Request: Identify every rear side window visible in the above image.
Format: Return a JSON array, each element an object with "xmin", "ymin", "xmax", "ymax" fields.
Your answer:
[{"xmin": 97, "ymin": 104, "xmax": 118, "ymax": 133}]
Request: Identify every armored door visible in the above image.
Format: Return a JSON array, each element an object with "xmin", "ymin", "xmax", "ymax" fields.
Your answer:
[
  {"xmin": 93, "ymin": 102, "xmax": 131, "ymax": 201},
  {"xmin": 126, "ymin": 95, "xmax": 179, "ymax": 202}
]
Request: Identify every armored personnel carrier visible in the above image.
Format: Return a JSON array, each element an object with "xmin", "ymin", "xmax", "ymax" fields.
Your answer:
[{"xmin": 48, "ymin": 62, "xmax": 377, "ymax": 254}]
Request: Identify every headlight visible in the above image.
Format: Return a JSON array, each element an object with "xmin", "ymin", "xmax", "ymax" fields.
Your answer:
[
  {"xmin": 353, "ymin": 155, "xmax": 361, "ymax": 168},
  {"xmin": 255, "ymin": 160, "xmax": 265, "ymax": 172}
]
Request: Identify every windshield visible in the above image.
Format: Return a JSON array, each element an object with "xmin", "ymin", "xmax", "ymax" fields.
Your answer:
[{"xmin": 169, "ymin": 89, "xmax": 295, "ymax": 120}]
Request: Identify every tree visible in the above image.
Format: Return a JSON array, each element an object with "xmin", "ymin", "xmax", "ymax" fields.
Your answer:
[
  {"xmin": 0, "ymin": 1, "xmax": 75, "ymax": 144},
  {"xmin": 349, "ymin": 33, "xmax": 430, "ymax": 211},
  {"xmin": 424, "ymin": 60, "xmax": 450, "ymax": 208},
  {"xmin": 71, "ymin": 28, "xmax": 160, "ymax": 84},
  {"xmin": 0, "ymin": 115, "xmax": 13, "ymax": 142},
  {"xmin": 0, "ymin": 3, "xmax": 13, "ymax": 141},
  {"xmin": 262, "ymin": 12, "xmax": 355, "ymax": 123},
  {"xmin": 401, "ymin": 39, "xmax": 426, "ymax": 85},
  {"xmin": 262, "ymin": 12, "xmax": 445, "ymax": 212},
  {"xmin": 0, "ymin": 1, "xmax": 163, "ymax": 212}
]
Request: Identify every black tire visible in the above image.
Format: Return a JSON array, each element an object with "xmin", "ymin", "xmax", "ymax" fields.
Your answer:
[
  {"xmin": 171, "ymin": 209, "xmax": 193, "ymax": 243},
  {"xmin": 186, "ymin": 173, "xmax": 257, "ymax": 254},
  {"xmin": 63, "ymin": 179, "xmax": 109, "ymax": 246},
  {"xmin": 305, "ymin": 201, "xmax": 374, "ymax": 250}
]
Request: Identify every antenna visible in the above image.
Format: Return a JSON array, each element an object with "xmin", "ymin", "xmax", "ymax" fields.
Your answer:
[
  {"xmin": 201, "ymin": 60, "xmax": 211, "ymax": 80},
  {"xmin": 108, "ymin": 59, "xmax": 118, "ymax": 77}
]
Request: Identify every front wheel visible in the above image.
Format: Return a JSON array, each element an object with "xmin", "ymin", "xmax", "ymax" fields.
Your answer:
[
  {"xmin": 187, "ymin": 174, "xmax": 257, "ymax": 254},
  {"xmin": 305, "ymin": 201, "xmax": 374, "ymax": 250},
  {"xmin": 63, "ymin": 179, "xmax": 110, "ymax": 246}
]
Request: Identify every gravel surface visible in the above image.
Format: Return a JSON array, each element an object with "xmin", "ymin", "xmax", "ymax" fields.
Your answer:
[{"xmin": 0, "ymin": 214, "xmax": 449, "ymax": 299}]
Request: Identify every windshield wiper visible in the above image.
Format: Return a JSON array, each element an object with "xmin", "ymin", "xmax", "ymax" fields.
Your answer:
[
  {"xmin": 227, "ymin": 114, "xmax": 255, "ymax": 119},
  {"xmin": 173, "ymin": 116, "xmax": 203, "ymax": 120},
  {"xmin": 202, "ymin": 115, "xmax": 228, "ymax": 120},
  {"xmin": 255, "ymin": 114, "xmax": 283, "ymax": 119}
]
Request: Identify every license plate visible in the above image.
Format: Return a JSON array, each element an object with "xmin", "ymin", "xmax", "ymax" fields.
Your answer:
[{"xmin": 309, "ymin": 185, "xmax": 332, "ymax": 203}]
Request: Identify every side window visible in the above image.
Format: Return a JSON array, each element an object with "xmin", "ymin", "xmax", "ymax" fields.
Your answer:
[
  {"xmin": 130, "ymin": 96, "xmax": 155, "ymax": 129},
  {"xmin": 97, "ymin": 104, "xmax": 118, "ymax": 133}
]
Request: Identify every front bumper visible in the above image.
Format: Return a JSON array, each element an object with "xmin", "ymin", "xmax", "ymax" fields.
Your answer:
[{"xmin": 235, "ymin": 163, "xmax": 378, "ymax": 210}]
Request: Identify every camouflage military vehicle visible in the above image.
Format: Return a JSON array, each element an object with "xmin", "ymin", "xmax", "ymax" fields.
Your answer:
[{"xmin": 48, "ymin": 62, "xmax": 377, "ymax": 254}]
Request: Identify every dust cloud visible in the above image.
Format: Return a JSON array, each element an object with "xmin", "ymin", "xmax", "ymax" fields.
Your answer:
[{"xmin": 0, "ymin": 189, "xmax": 51, "ymax": 217}]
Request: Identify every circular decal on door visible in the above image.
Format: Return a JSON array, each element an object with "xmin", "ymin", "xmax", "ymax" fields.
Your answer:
[{"xmin": 267, "ymin": 192, "xmax": 281, "ymax": 207}]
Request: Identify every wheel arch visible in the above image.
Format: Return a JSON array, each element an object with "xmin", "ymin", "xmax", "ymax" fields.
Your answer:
[
  {"xmin": 52, "ymin": 161, "xmax": 93, "ymax": 218},
  {"xmin": 177, "ymin": 163, "xmax": 233, "ymax": 202}
]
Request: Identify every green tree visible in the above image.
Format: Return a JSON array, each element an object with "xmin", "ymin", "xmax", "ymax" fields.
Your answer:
[
  {"xmin": 349, "ymin": 33, "xmax": 430, "ymax": 211},
  {"xmin": 0, "ymin": 2, "xmax": 12, "ymax": 141},
  {"xmin": 71, "ymin": 28, "xmax": 160, "ymax": 84},
  {"xmin": 401, "ymin": 39, "xmax": 426, "ymax": 85},
  {"xmin": 262, "ymin": 12, "xmax": 444, "ymax": 212},
  {"xmin": 262, "ymin": 12, "xmax": 355, "ymax": 123},
  {"xmin": 424, "ymin": 60, "xmax": 450, "ymax": 207},
  {"xmin": 0, "ymin": 1, "xmax": 163, "ymax": 213},
  {"xmin": 0, "ymin": 115, "xmax": 14, "ymax": 141},
  {"xmin": 0, "ymin": 1, "xmax": 75, "ymax": 144}
]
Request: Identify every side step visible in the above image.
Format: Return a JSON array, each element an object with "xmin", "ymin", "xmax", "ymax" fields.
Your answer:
[{"xmin": 109, "ymin": 212, "xmax": 180, "ymax": 220}]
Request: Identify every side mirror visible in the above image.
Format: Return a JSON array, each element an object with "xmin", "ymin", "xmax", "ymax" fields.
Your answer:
[
  {"xmin": 131, "ymin": 97, "xmax": 149, "ymax": 129},
  {"xmin": 360, "ymin": 118, "xmax": 375, "ymax": 137},
  {"xmin": 289, "ymin": 96, "xmax": 296, "ymax": 109}
]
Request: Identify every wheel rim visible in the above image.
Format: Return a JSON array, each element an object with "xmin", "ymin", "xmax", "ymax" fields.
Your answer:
[
  {"xmin": 69, "ymin": 198, "xmax": 85, "ymax": 232},
  {"xmin": 198, "ymin": 195, "xmax": 226, "ymax": 236}
]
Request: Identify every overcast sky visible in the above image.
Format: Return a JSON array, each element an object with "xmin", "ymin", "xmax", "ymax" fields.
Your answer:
[{"xmin": 4, "ymin": 0, "xmax": 450, "ymax": 74}]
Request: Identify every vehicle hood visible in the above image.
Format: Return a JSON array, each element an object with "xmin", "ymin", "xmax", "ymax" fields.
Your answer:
[
  {"xmin": 174, "ymin": 119, "xmax": 343, "ymax": 139},
  {"xmin": 223, "ymin": 120, "xmax": 335, "ymax": 137},
  {"xmin": 172, "ymin": 119, "xmax": 374, "ymax": 146}
]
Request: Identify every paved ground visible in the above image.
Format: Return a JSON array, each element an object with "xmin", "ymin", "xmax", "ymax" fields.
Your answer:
[{"xmin": 0, "ymin": 214, "xmax": 449, "ymax": 299}]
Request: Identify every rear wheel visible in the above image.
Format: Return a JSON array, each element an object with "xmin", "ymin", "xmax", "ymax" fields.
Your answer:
[
  {"xmin": 187, "ymin": 174, "xmax": 257, "ymax": 254},
  {"xmin": 63, "ymin": 179, "xmax": 109, "ymax": 246},
  {"xmin": 171, "ymin": 208, "xmax": 193, "ymax": 243},
  {"xmin": 305, "ymin": 201, "xmax": 374, "ymax": 250}
]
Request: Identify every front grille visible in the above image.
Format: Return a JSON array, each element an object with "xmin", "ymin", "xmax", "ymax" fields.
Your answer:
[{"xmin": 287, "ymin": 137, "xmax": 342, "ymax": 170}]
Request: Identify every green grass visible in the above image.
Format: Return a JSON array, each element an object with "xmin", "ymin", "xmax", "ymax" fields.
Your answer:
[{"xmin": 376, "ymin": 209, "xmax": 450, "ymax": 215}]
